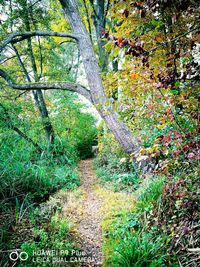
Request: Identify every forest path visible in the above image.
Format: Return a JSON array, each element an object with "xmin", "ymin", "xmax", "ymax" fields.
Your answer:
[
  {"xmin": 77, "ymin": 159, "xmax": 103, "ymax": 266},
  {"xmin": 62, "ymin": 159, "xmax": 136, "ymax": 267},
  {"xmin": 63, "ymin": 159, "xmax": 103, "ymax": 266}
]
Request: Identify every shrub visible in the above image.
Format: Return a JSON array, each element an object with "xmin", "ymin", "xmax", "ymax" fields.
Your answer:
[{"xmin": 102, "ymin": 175, "xmax": 167, "ymax": 267}]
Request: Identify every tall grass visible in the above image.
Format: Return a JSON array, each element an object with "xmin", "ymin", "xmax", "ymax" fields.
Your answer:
[
  {"xmin": 103, "ymin": 175, "xmax": 167, "ymax": 267},
  {"xmin": 0, "ymin": 134, "xmax": 79, "ymax": 207},
  {"xmin": 137, "ymin": 176, "xmax": 166, "ymax": 212},
  {"xmin": 112, "ymin": 231, "xmax": 166, "ymax": 267}
]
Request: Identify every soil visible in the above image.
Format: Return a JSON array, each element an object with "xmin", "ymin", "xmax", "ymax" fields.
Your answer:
[
  {"xmin": 78, "ymin": 160, "xmax": 103, "ymax": 267},
  {"xmin": 63, "ymin": 159, "xmax": 103, "ymax": 267}
]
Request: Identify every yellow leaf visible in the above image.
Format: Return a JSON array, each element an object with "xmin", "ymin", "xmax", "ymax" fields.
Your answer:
[
  {"xmin": 157, "ymin": 124, "xmax": 165, "ymax": 129},
  {"xmin": 130, "ymin": 73, "xmax": 139, "ymax": 79},
  {"xmin": 139, "ymin": 148, "xmax": 145, "ymax": 156}
]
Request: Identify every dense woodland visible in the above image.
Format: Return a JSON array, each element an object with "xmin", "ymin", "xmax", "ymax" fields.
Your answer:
[{"xmin": 0, "ymin": 0, "xmax": 199, "ymax": 266}]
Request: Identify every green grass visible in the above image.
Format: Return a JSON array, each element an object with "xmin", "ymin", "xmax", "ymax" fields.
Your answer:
[
  {"xmin": 0, "ymin": 135, "xmax": 80, "ymax": 205},
  {"xmin": 20, "ymin": 212, "xmax": 76, "ymax": 267},
  {"xmin": 0, "ymin": 134, "xmax": 81, "ymax": 266},
  {"xmin": 101, "ymin": 175, "xmax": 168, "ymax": 267},
  {"xmin": 136, "ymin": 176, "xmax": 166, "ymax": 212},
  {"xmin": 95, "ymin": 163, "xmax": 140, "ymax": 192},
  {"xmin": 111, "ymin": 231, "xmax": 167, "ymax": 267}
]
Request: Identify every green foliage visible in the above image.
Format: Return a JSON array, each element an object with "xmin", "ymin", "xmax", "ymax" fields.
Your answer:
[
  {"xmin": 94, "ymin": 126, "xmax": 141, "ymax": 191},
  {"xmin": 137, "ymin": 176, "xmax": 165, "ymax": 212},
  {"xmin": 49, "ymin": 91, "xmax": 98, "ymax": 159},
  {"xmin": 96, "ymin": 128, "xmax": 126, "ymax": 166},
  {"xmin": 101, "ymin": 175, "xmax": 168, "ymax": 267},
  {"xmin": 16, "ymin": 198, "xmax": 78, "ymax": 267},
  {"xmin": 111, "ymin": 231, "xmax": 167, "ymax": 267},
  {"xmin": 0, "ymin": 0, "xmax": 199, "ymax": 266},
  {"xmin": 1, "ymin": 189, "xmax": 79, "ymax": 266},
  {"xmin": 0, "ymin": 91, "xmax": 96, "ymax": 266},
  {"xmin": 96, "ymin": 166, "xmax": 140, "ymax": 192},
  {"xmin": 20, "ymin": 213, "xmax": 75, "ymax": 267},
  {"xmin": 0, "ymin": 134, "xmax": 79, "ymax": 204}
]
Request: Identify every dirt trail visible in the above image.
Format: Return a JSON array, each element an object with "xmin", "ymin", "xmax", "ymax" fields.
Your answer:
[
  {"xmin": 78, "ymin": 160, "xmax": 102, "ymax": 266},
  {"xmin": 63, "ymin": 159, "xmax": 103, "ymax": 267},
  {"xmin": 62, "ymin": 159, "xmax": 136, "ymax": 267}
]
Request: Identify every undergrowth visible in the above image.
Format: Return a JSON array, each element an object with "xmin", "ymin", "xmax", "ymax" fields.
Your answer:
[
  {"xmin": 0, "ymin": 135, "xmax": 80, "ymax": 266},
  {"xmin": 95, "ymin": 126, "xmax": 199, "ymax": 267},
  {"xmin": 1, "ymin": 190, "xmax": 80, "ymax": 266},
  {"xmin": 99, "ymin": 175, "xmax": 169, "ymax": 267},
  {"xmin": 93, "ymin": 136, "xmax": 140, "ymax": 192},
  {"xmin": 0, "ymin": 135, "xmax": 79, "ymax": 206}
]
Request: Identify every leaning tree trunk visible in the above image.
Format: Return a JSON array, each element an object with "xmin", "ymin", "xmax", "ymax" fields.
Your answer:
[{"xmin": 60, "ymin": 0, "xmax": 140, "ymax": 154}]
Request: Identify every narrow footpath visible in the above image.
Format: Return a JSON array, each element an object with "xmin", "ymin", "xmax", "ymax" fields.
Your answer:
[
  {"xmin": 62, "ymin": 159, "xmax": 103, "ymax": 267},
  {"xmin": 78, "ymin": 160, "xmax": 102, "ymax": 266},
  {"xmin": 62, "ymin": 159, "xmax": 136, "ymax": 267}
]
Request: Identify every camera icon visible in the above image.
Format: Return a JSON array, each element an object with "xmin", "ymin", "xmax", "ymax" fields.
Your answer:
[{"xmin": 9, "ymin": 251, "xmax": 28, "ymax": 261}]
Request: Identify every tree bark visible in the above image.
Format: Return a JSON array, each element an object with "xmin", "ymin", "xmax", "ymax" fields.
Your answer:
[
  {"xmin": 22, "ymin": 3, "xmax": 55, "ymax": 145},
  {"xmin": 60, "ymin": 0, "xmax": 140, "ymax": 154},
  {"xmin": 32, "ymin": 90, "xmax": 55, "ymax": 144},
  {"xmin": 89, "ymin": 0, "xmax": 108, "ymax": 70},
  {"xmin": 0, "ymin": 69, "xmax": 92, "ymax": 101}
]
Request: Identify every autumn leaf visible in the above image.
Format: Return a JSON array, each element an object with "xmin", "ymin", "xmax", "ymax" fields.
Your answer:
[{"xmin": 130, "ymin": 73, "xmax": 139, "ymax": 79}]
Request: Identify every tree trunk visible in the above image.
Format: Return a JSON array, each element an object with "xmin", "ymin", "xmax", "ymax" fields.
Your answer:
[
  {"xmin": 32, "ymin": 90, "xmax": 55, "ymax": 144},
  {"xmin": 12, "ymin": 44, "xmax": 55, "ymax": 144},
  {"xmin": 60, "ymin": 0, "xmax": 140, "ymax": 154},
  {"xmin": 23, "ymin": 0, "xmax": 55, "ymax": 144},
  {"xmin": 90, "ymin": 0, "xmax": 108, "ymax": 70}
]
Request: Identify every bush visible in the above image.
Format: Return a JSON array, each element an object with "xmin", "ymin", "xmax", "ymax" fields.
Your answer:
[{"xmin": 137, "ymin": 176, "xmax": 165, "ymax": 212}]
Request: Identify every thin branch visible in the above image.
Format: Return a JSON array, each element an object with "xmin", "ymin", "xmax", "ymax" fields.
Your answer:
[
  {"xmin": 89, "ymin": 0, "xmax": 98, "ymax": 19},
  {"xmin": 59, "ymin": 40, "xmax": 77, "ymax": 45},
  {"xmin": 0, "ymin": 69, "xmax": 92, "ymax": 102},
  {"xmin": 29, "ymin": 0, "xmax": 41, "ymax": 9},
  {"xmin": 0, "ymin": 55, "xmax": 17, "ymax": 64},
  {"xmin": 14, "ymin": 91, "xmax": 28, "ymax": 100},
  {"xmin": 12, "ymin": 44, "xmax": 31, "ymax": 82},
  {"xmin": 0, "ymin": 31, "xmax": 79, "ymax": 53},
  {"xmin": 158, "ymin": 88, "xmax": 187, "ymax": 134},
  {"xmin": 37, "ymin": 36, "xmax": 43, "ymax": 80}
]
